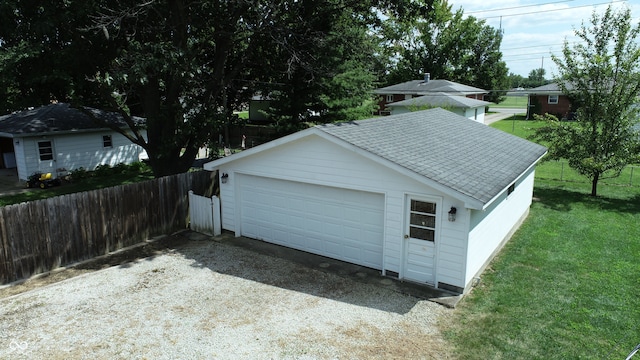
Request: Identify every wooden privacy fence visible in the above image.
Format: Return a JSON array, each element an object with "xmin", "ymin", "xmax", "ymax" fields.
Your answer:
[{"xmin": 0, "ymin": 170, "xmax": 214, "ymax": 285}]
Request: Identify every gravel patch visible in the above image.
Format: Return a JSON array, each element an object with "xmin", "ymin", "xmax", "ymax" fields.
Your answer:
[{"xmin": 0, "ymin": 239, "xmax": 453, "ymax": 359}]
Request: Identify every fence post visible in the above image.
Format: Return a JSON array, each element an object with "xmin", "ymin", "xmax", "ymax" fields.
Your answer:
[{"xmin": 212, "ymin": 196, "xmax": 221, "ymax": 236}]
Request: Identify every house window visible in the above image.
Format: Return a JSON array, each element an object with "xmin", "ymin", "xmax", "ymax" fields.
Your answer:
[
  {"xmin": 386, "ymin": 94, "xmax": 394, "ymax": 102},
  {"xmin": 507, "ymin": 183, "xmax": 516, "ymax": 195},
  {"xmin": 103, "ymin": 135, "xmax": 113, "ymax": 148},
  {"xmin": 38, "ymin": 141, "xmax": 53, "ymax": 161},
  {"xmin": 548, "ymin": 95, "xmax": 559, "ymax": 104}
]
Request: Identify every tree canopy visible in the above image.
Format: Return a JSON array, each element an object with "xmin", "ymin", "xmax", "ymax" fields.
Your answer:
[
  {"xmin": 533, "ymin": 5, "xmax": 640, "ymax": 196},
  {"xmin": 1, "ymin": 0, "xmax": 436, "ymax": 176},
  {"xmin": 0, "ymin": 0, "xmax": 527, "ymax": 177},
  {"xmin": 381, "ymin": 0, "xmax": 508, "ymax": 103}
]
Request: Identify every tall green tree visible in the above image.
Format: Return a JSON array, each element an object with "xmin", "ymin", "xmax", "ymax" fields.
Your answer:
[
  {"xmin": 1, "ymin": 0, "xmax": 432, "ymax": 176},
  {"xmin": 259, "ymin": 2, "xmax": 380, "ymax": 134},
  {"xmin": 382, "ymin": 0, "xmax": 508, "ymax": 102},
  {"xmin": 533, "ymin": 5, "xmax": 640, "ymax": 196},
  {"xmin": 0, "ymin": 0, "xmax": 115, "ymax": 113},
  {"xmin": 526, "ymin": 68, "xmax": 547, "ymax": 88}
]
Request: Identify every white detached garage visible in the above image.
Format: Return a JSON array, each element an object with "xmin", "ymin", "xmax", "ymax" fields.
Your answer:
[{"xmin": 204, "ymin": 108, "xmax": 547, "ymax": 294}]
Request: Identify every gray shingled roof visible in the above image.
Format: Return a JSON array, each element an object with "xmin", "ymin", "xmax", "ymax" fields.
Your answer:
[
  {"xmin": 316, "ymin": 108, "xmax": 547, "ymax": 206},
  {"xmin": 386, "ymin": 92, "xmax": 492, "ymax": 109},
  {"xmin": 0, "ymin": 103, "xmax": 143, "ymax": 137},
  {"xmin": 373, "ymin": 79, "xmax": 488, "ymax": 96},
  {"xmin": 527, "ymin": 82, "xmax": 576, "ymax": 94}
]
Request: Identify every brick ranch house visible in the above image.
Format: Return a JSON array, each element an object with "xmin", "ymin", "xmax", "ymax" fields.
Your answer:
[{"xmin": 526, "ymin": 83, "xmax": 574, "ymax": 120}]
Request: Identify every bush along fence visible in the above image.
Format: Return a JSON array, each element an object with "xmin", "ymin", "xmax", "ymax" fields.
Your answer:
[{"xmin": 0, "ymin": 170, "xmax": 215, "ymax": 285}]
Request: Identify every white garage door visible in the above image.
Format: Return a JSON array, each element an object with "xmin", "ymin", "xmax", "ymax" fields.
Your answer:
[{"xmin": 239, "ymin": 175, "xmax": 385, "ymax": 269}]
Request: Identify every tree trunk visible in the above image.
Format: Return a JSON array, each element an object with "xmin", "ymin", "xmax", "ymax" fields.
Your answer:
[{"xmin": 591, "ymin": 172, "xmax": 600, "ymax": 197}]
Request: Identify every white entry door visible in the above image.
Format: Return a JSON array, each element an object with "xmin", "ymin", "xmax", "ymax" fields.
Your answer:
[{"xmin": 403, "ymin": 197, "xmax": 438, "ymax": 284}]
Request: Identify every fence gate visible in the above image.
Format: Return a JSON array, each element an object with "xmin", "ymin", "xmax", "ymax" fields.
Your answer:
[{"xmin": 188, "ymin": 191, "xmax": 221, "ymax": 236}]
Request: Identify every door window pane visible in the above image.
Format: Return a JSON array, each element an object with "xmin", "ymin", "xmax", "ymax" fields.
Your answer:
[
  {"xmin": 410, "ymin": 213, "xmax": 435, "ymax": 228},
  {"xmin": 410, "ymin": 227, "xmax": 434, "ymax": 241},
  {"xmin": 411, "ymin": 200, "xmax": 436, "ymax": 214}
]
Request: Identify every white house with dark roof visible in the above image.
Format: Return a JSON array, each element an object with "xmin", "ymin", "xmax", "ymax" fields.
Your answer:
[
  {"xmin": 0, "ymin": 103, "xmax": 147, "ymax": 181},
  {"xmin": 203, "ymin": 108, "xmax": 547, "ymax": 294},
  {"xmin": 373, "ymin": 74, "xmax": 489, "ymax": 115},
  {"xmin": 386, "ymin": 92, "xmax": 493, "ymax": 123}
]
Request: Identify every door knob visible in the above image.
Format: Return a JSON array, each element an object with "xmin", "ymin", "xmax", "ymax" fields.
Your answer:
[{"xmin": 404, "ymin": 234, "xmax": 409, "ymax": 239}]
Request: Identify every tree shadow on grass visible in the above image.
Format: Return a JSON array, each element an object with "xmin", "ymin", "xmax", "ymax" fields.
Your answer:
[{"xmin": 534, "ymin": 186, "xmax": 640, "ymax": 214}]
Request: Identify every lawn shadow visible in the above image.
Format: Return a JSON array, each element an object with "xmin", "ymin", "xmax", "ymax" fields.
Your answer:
[
  {"xmin": 177, "ymin": 231, "xmax": 459, "ymax": 314},
  {"xmin": 534, "ymin": 186, "xmax": 640, "ymax": 214}
]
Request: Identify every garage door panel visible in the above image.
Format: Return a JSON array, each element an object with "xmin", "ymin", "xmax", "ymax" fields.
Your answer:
[{"xmin": 239, "ymin": 176, "xmax": 384, "ymax": 269}]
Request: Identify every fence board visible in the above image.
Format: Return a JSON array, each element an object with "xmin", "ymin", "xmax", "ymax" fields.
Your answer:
[{"xmin": 0, "ymin": 170, "xmax": 213, "ymax": 284}]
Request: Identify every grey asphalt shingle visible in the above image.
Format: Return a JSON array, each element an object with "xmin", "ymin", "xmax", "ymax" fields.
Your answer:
[
  {"xmin": 373, "ymin": 80, "xmax": 487, "ymax": 96},
  {"xmin": 387, "ymin": 92, "xmax": 492, "ymax": 109},
  {"xmin": 0, "ymin": 103, "xmax": 142, "ymax": 136},
  {"xmin": 316, "ymin": 108, "xmax": 547, "ymax": 206}
]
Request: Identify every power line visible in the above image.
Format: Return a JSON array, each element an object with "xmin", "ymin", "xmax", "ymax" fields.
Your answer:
[
  {"xmin": 501, "ymin": 42, "xmax": 577, "ymax": 51},
  {"xmin": 466, "ymin": 0, "xmax": 575, "ymax": 14},
  {"xmin": 479, "ymin": 0, "xmax": 626, "ymax": 19}
]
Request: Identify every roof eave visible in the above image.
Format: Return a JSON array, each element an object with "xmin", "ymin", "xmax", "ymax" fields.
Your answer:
[
  {"xmin": 480, "ymin": 150, "xmax": 548, "ymax": 210},
  {"xmin": 203, "ymin": 127, "xmax": 486, "ymax": 209}
]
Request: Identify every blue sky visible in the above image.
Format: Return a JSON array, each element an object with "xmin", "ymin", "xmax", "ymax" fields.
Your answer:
[{"xmin": 448, "ymin": 0, "xmax": 640, "ymax": 78}]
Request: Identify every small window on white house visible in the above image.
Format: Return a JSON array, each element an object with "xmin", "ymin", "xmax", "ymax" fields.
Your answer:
[
  {"xmin": 507, "ymin": 183, "xmax": 516, "ymax": 195},
  {"xmin": 548, "ymin": 95, "xmax": 559, "ymax": 104},
  {"xmin": 386, "ymin": 94, "xmax": 394, "ymax": 102},
  {"xmin": 103, "ymin": 135, "xmax": 113, "ymax": 148},
  {"xmin": 38, "ymin": 141, "xmax": 53, "ymax": 161}
]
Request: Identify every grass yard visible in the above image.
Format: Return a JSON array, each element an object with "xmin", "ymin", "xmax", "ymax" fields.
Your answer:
[
  {"xmin": 442, "ymin": 119, "xmax": 640, "ymax": 359},
  {"xmin": 0, "ymin": 164, "xmax": 155, "ymax": 207},
  {"xmin": 496, "ymin": 94, "xmax": 529, "ymax": 109}
]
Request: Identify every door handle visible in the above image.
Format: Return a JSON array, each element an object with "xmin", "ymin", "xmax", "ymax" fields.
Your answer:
[{"xmin": 404, "ymin": 234, "xmax": 409, "ymax": 239}]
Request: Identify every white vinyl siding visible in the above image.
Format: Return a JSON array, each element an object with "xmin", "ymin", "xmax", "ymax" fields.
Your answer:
[
  {"xmin": 217, "ymin": 134, "xmax": 464, "ymax": 282},
  {"xmin": 466, "ymin": 167, "xmax": 536, "ymax": 285},
  {"xmin": 15, "ymin": 130, "xmax": 146, "ymax": 180}
]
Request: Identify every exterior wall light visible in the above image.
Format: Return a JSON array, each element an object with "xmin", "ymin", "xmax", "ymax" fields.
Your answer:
[
  {"xmin": 448, "ymin": 206, "xmax": 457, "ymax": 222},
  {"xmin": 221, "ymin": 173, "xmax": 229, "ymax": 184}
]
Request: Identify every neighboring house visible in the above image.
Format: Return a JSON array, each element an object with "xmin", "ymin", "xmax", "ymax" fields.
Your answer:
[
  {"xmin": 0, "ymin": 103, "xmax": 147, "ymax": 181},
  {"xmin": 373, "ymin": 74, "xmax": 489, "ymax": 115},
  {"xmin": 386, "ymin": 92, "xmax": 492, "ymax": 124},
  {"xmin": 526, "ymin": 83, "xmax": 573, "ymax": 119},
  {"xmin": 248, "ymin": 94, "xmax": 271, "ymax": 123},
  {"xmin": 203, "ymin": 108, "xmax": 547, "ymax": 294}
]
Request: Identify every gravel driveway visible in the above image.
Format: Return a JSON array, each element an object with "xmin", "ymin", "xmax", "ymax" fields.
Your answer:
[{"xmin": 0, "ymin": 236, "xmax": 453, "ymax": 359}]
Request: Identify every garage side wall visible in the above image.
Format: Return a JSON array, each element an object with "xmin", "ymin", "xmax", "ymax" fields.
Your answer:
[
  {"xmin": 465, "ymin": 166, "xmax": 536, "ymax": 290},
  {"xmin": 216, "ymin": 134, "xmax": 466, "ymax": 281}
]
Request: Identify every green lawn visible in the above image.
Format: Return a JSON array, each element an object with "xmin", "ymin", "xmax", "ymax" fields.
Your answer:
[
  {"xmin": 0, "ymin": 164, "xmax": 155, "ymax": 207},
  {"xmin": 443, "ymin": 119, "xmax": 640, "ymax": 359},
  {"xmin": 496, "ymin": 94, "xmax": 529, "ymax": 109}
]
